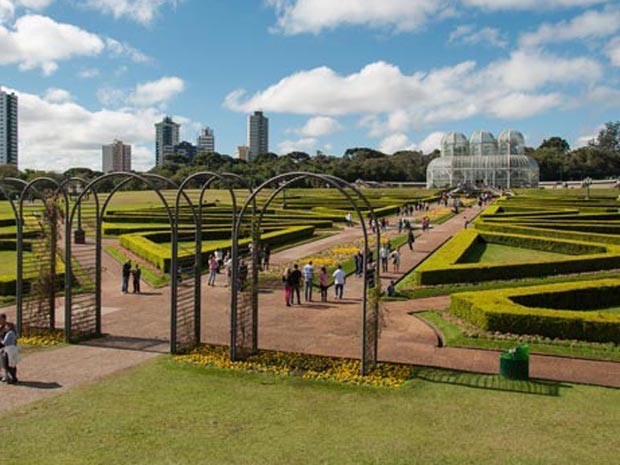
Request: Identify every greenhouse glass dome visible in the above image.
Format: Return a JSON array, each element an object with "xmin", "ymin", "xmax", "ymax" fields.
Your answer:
[{"xmin": 426, "ymin": 130, "xmax": 539, "ymax": 188}]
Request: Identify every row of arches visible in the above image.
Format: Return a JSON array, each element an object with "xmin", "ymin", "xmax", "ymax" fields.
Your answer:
[{"xmin": 0, "ymin": 172, "xmax": 381, "ymax": 374}]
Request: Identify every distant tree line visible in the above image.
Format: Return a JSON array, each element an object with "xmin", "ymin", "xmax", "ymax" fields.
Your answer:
[{"xmin": 2, "ymin": 121, "xmax": 618, "ymax": 187}]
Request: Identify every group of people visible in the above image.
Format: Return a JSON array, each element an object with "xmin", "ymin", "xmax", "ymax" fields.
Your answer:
[
  {"xmin": 0, "ymin": 314, "xmax": 18, "ymax": 385},
  {"xmin": 379, "ymin": 244, "xmax": 402, "ymax": 273},
  {"xmin": 122, "ymin": 261, "xmax": 141, "ymax": 294},
  {"xmin": 282, "ymin": 261, "xmax": 346, "ymax": 305}
]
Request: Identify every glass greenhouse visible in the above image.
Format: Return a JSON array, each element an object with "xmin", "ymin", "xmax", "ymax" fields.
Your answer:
[{"xmin": 426, "ymin": 130, "xmax": 539, "ymax": 189}]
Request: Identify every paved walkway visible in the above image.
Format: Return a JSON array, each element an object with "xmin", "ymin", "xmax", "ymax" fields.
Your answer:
[{"xmin": 2, "ymin": 205, "xmax": 619, "ymax": 413}]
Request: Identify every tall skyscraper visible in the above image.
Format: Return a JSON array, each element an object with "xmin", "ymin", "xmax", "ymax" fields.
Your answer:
[
  {"xmin": 247, "ymin": 111, "xmax": 268, "ymax": 161},
  {"xmin": 0, "ymin": 88, "xmax": 18, "ymax": 166},
  {"xmin": 102, "ymin": 140, "xmax": 132, "ymax": 173},
  {"xmin": 155, "ymin": 116, "xmax": 180, "ymax": 166},
  {"xmin": 197, "ymin": 127, "xmax": 215, "ymax": 153}
]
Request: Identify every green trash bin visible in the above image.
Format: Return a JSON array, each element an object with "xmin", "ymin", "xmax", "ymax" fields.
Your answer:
[{"xmin": 499, "ymin": 345, "xmax": 530, "ymax": 380}]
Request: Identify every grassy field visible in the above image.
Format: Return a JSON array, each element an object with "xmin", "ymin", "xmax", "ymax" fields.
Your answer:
[
  {"xmin": 419, "ymin": 311, "xmax": 620, "ymax": 362},
  {"xmin": 459, "ymin": 242, "xmax": 569, "ymax": 264},
  {"xmin": 3, "ymin": 357, "xmax": 619, "ymax": 465}
]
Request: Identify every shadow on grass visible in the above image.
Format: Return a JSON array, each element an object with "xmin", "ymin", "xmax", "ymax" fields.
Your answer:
[{"xmin": 412, "ymin": 367, "xmax": 569, "ymax": 397}]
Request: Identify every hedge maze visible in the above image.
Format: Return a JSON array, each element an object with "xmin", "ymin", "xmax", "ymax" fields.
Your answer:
[{"xmin": 406, "ymin": 190, "xmax": 620, "ymax": 345}]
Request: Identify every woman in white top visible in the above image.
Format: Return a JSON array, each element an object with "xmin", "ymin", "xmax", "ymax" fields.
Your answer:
[{"xmin": 1, "ymin": 322, "xmax": 19, "ymax": 384}]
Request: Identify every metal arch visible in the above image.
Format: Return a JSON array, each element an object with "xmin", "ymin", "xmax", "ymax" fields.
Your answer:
[
  {"xmin": 322, "ymin": 175, "xmax": 383, "ymax": 368},
  {"xmin": 17, "ymin": 177, "xmax": 71, "ymax": 334},
  {"xmin": 171, "ymin": 171, "xmax": 240, "ymax": 352},
  {"xmin": 230, "ymin": 171, "xmax": 378, "ymax": 374},
  {"xmin": 65, "ymin": 172, "xmax": 177, "ymax": 347}
]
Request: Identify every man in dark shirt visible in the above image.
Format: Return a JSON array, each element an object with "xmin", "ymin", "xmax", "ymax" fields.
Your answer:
[
  {"xmin": 289, "ymin": 264, "xmax": 302, "ymax": 305},
  {"xmin": 122, "ymin": 261, "xmax": 131, "ymax": 293}
]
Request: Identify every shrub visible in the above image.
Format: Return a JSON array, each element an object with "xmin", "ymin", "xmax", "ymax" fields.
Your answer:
[{"xmin": 450, "ymin": 279, "xmax": 620, "ymax": 343}]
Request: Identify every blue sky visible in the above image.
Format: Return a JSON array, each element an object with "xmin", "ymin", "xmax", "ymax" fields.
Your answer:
[{"xmin": 1, "ymin": 0, "xmax": 619, "ymax": 171}]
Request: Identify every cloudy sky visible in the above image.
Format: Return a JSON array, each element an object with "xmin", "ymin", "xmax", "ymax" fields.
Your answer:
[{"xmin": 1, "ymin": 0, "xmax": 619, "ymax": 171}]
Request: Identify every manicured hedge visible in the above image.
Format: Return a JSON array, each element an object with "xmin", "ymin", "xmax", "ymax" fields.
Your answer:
[
  {"xmin": 121, "ymin": 225, "xmax": 316, "ymax": 272},
  {"xmin": 414, "ymin": 229, "xmax": 618, "ymax": 285},
  {"xmin": 450, "ymin": 279, "xmax": 620, "ymax": 343}
]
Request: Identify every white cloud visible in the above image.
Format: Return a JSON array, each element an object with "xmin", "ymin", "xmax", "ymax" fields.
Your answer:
[
  {"xmin": 449, "ymin": 25, "xmax": 508, "ymax": 48},
  {"xmin": 127, "ymin": 76, "xmax": 185, "ymax": 107},
  {"xmin": 296, "ymin": 116, "xmax": 342, "ymax": 137},
  {"xmin": 16, "ymin": 0, "xmax": 54, "ymax": 8},
  {"xmin": 278, "ymin": 137, "xmax": 318, "ymax": 154},
  {"xmin": 462, "ymin": 0, "xmax": 607, "ymax": 10},
  {"xmin": 378, "ymin": 133, "xmax": 413, "ymax": 153},
  {"xmin": 520, "ymin": 6, "xmax": 620, "ymax": 47},
  {"xmin": 0, "ymin": 0, "xmax": 15, "ymax": 24},
  {"xmin": 414, "ymin": 131, "xmax": 444, "ymax": 153},
  {"xmin": 105, "ymin": 37, "xmax": 149, "ymax": 63},
  {"xmin": 0, "ymin": 13, "xmax": 148, "ymax": 75},
  {"xmin": 268, "ymin": 0, "xmax": 454, "ymax": 35},
  {"xmin": 84, "ymin": 0, "xmax": 178, "ymax": 25},
  {"xmin": 8, "ymin": 88, "xmax": 178, "ymax": 171},
  {"xmin": 268, "ymin": 0, "xmax": 609, "ymax": 35},
  {"xmin": 225, "ymin": 50, "xmax": 601, "ymax": 136},
  {"xmin": 0, "ymin": 14, "xmax": 104, "ymax": 75},
  {"xmin": 96, "ymin": 86, "xmax": 126, "ymax": 106},
  {"xmin": 606, "ymin": 36, "xmax": 620, "ymax": 66},
  {"xmin": 43, "ymin": 87, "xmax": 72, "ymax": 103},
  {"xmin": 78, "ymin": 67, "xmax": 100, "ymax": 78}
]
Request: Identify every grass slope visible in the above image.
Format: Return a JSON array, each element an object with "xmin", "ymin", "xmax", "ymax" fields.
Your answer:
[
  {"xmin": 460, "ymin": 242, "xmax": 569, "ymax": 264},
  {"xmin": 2, "ymin": 358, "xmax": 619, "ymax": 465}
]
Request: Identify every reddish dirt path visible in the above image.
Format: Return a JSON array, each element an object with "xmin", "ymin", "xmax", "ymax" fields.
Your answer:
[{"xmin": 2, "ymin": 206, "xmax": 619, "ymax": 413}]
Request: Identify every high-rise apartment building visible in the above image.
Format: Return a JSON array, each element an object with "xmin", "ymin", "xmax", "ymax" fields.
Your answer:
[
  {"xmin": 155, "ymin": 116, "xmax": 180, "ymax": 166},
  {"xmin": 102, "ymin": 140, "xmax": 132, "ymax": 173},
  {"xmin": 247, "ymin": 111, "xmax": 268, "ymax": 161},
  {"xmin": 197, "ymin": 127, "xmax": 215, "ymax": 153},
  {"xmin": 0, "ymin": 88, "xmax": 18, "ymax": 166}
]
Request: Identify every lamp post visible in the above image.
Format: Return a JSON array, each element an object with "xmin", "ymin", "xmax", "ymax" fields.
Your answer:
[
  {"xmin": 280, "ymin": 181, "xmax": 287, "ymax": 209},
  {"xmin": 583, "ymin": 177, "xmax": 592, "ymax": 201},
  {"xmin": 73, "ymin": 182, "xmax": 85, "ymax": 244}
]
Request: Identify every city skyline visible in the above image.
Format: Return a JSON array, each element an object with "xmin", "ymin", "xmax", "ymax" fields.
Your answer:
[{"xmin": 0, "ymin": 1, "xmax": 619, "ymax": 171}]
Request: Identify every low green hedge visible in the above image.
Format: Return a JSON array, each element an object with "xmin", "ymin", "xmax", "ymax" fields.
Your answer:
[
  {"xmin": 121, "ymin": 225, "xmax": 316, "ymax": 272},
  {"xmin": 450, "ymin": 279, "xmax": 620, "ymax": 343},
  {"xmin": 414, "ymin": 229, "xmax": 619, "ymax": 285}
]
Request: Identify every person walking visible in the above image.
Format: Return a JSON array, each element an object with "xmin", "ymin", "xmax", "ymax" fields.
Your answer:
[
  {"xmin": 333, "ymin": 264, "xmax": 345, "ymax": 299},
  {"xmin": 132, "ymin": 264, "xmax": 141, "ymax": 294},
  {"xmin": 390, "ymin": 249, "xmax": 401, "ymax": 272},
  {"xmin": 214, "ymin": 248, "xmax": 223, "ymax": 273},
  {"xmin": 122, "ymin": 260, "xmax": 131, "ymax": 293},
  {"xmin": 318, "ymin": 266, "xmax": 329, "ymax": 302},
  {"xmin": 354, "ymin": 250, "xmax": 363, "ymax": 277},
  {"xmin": 0, "ymin": 320, "xmax": 19, "ymax": 384},
  {"xmin": 262, "ymin": 244, "xmax": 271, "ymax": 270},
  {"xmin": 224, "ymin": 254, "xmax": 233, "ymax": 287},
  {"xmin": 290, "ymin": 264, "xmax": 302, "ymax": 305},
  {"xmin": 282, "ymin": 268, "xmax": 292, "ymax": 307},
  {"xmin": 302, "ymin": 260, "xmax": 314, "ymax": 302},
  {"xmin": 208, "ymin": 254, "xmax": 218, "ymax": 286},
  {"xmin": 380, "ymin": 244, "xmax": 389, "ymax": 273},
  {"xmin": 407, "ymin": 229, "xmax": 415, "ymax": 251}
]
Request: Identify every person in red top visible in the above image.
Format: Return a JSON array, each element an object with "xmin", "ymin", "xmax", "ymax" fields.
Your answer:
[{"xmin": 318, "ymin": 266, "xmax": 329, "ymax": 302}]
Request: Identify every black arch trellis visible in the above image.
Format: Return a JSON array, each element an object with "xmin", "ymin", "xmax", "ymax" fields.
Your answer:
[
  {"xmin": 171, "ymin": 171, "xmax": 251, "ymax": 353},
  {"xmin": 16, "ymin": 177, "xmax": 71, "ymax": 334},
  {"xmin": 230, "ymin": 172, "xmax": 381, "ymax": 375},
  {"xmin": 66, "ymin": 172, "xmax": 176, "ymax": 345}
]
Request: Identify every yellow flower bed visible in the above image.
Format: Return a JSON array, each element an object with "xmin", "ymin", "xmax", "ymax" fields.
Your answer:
[
  {"xmin": 331, "ymin": 246, "xmax": 359, "ymax": 256},
  {"xmin": 307, "ymin": 257, "xmax": 339, "ymax": 267},
  {"xmin": 19, "ymin": 329, "xmax": 65, "ymax": 347},
  {"xmin": 175, "ymin": 345, "xmax": 413, "ymax": 388}
]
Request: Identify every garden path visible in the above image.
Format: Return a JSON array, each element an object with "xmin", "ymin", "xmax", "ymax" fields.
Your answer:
[{"xmin": 2, "ymin": 205, "xmax": 620, "ymax": 414}]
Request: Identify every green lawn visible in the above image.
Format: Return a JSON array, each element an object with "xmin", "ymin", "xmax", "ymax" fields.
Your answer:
[
  {"xmin": 459, "ymin": 242, "xmax": 569, "ymax": 264},
  {"xmin": 2, "ymin": 358, "xmax": 619, "ymax": 465},
  {"xmin": 419, "ymin": 311, "xmax": 620, "ymax": 362}
]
